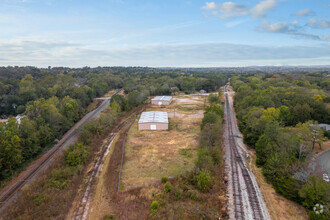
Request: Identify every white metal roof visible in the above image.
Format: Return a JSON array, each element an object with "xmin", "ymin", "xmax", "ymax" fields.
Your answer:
[
  {"xmin": 152, "ymin": 96, "xmax": 172, "ymax": 101},
  {"xmin": 138, "ymin": 111, "xmax": 168, "ymax": 124}
]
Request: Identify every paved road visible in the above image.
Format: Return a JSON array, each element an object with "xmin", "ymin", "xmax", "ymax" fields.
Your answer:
[
  {"xmin": 224, "ymin": 85, "xmax": 270, "ymax": 220},
  {"xmin": 0, "ymin": 91, "xmax": 118, "ymax": 212}
]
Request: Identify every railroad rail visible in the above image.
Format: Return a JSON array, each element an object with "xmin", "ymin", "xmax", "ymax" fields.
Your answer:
[
  {"xmin": 73, "ymin": 110, "xmax": 144, "ymax": 220},
  {"xmin": 0, "ymin": 89, "xmax": 123, "ymax": 212},
  {"xmin": 225, "ymin": 85, "xmax": 267, "ymax": 220}
]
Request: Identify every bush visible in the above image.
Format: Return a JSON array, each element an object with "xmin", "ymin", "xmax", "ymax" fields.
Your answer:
[
  {"xmin": 204, "ymin": 104, "xmax": 224, "ymax": 118},
  {"xmin": 185, "ymin": 189, "xmax": 198, "ymax": 201},
  {"xmin": 65, "ymin": 143, "xmax": 88, "ymax": 167},
  {"xmin": 208, "ymin": 94, "xmax": 220, "ymax": 104},
  {"xmin": 196, "ymin": 148, "xmax": 213, "ymax": 171},
  {"xmin": 104, "ymin": 214, "xmax": 116, "ymax": 220},
  {"xmin": 161, "ymin": 176, "xmax": 168, "ymax": 183},
  {"xmin": 164, "ymin": 182, "xmax": 172, "ymax": 193},
  {"xmin": 309, "ymin": 210, "xmax": 330, "ymax": 220},
  {"xmin": 201, "ymin": 112, "xmax": 221, "ymax": 129},
  {"xmin": 299, "ymin": 176, "xmax": 330, "ymax": 209},
  {"xmin": 150, "ymin": 200, "xmax": 159, "ymax": 213},
  {"xmin": 33, "ymin": 193, "xmax": 50, "ymax": 206},
  {"xmin": 48, "ymin": 167, "xmax": 74, "ymax": 189},
  {"xmin": 195, "ymin": 170, "xmax": 212, "ymax": 193}
]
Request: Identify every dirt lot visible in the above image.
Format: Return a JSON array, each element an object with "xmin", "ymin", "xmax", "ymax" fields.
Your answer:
[
  {"xmin": 87, "ymin": 95, "xmax": 211, "ymax": 219},
  {"xmin": 121, "ymin": 95, "xmax": 205, "ymax": 188}
]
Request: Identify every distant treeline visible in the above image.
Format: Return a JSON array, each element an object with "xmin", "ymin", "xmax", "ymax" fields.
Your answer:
[{"xmin": 0, "ymin": 66, "xmax": 227, "ymax": 185}]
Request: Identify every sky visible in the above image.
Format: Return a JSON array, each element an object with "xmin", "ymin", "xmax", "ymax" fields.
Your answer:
[{"xmin": 0, "ymin": 0, "xmax": 329, "ymax": 67}]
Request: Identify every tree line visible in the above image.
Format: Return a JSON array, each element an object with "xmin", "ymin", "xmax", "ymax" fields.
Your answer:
[
  {"xmin": 231, "ymin": 73, "xmax": 330, "ymax": 219},
  {"xmin": 0, "ymin": 66, "xmax": 227, "ymax": 185}
]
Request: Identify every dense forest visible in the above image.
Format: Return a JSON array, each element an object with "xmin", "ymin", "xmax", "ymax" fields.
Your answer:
[
  {"xmin": 231, "ymin": 72, "xmax": 330, "ymax": 219},
  {"xmin": 0, "ymin": 66, "xmax": 227, "ymax": 184}
]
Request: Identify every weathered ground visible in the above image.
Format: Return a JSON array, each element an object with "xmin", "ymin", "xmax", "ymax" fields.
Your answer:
[
  {"xmin": 88, "ymin": 95, "xmax": 228, "ymax": 219},
  {"xmin": 121, "ymin": 95, "xmax": 204, "ymax": 189}
]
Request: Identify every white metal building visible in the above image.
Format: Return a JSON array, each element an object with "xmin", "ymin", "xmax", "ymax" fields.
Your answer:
[
  {"xmin": 138, "ymin": 111, "xmax": 168, "ymax": 130},
  {"xmin": 151, "ymin": 96, "xmax": 172, "ymax": 105}
]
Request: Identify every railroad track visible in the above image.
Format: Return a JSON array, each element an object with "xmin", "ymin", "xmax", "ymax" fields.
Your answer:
[
  {"xmin": 225, "ymin": 85, "xmax": 266, "ymax": 220},
  {"xmin": 73, "ymin": 133, "xmax": 117, "ymax": 220},
  {"xmin": 0, "ymin": 89, "xmax": 123, "ymax": 212},
  {"xmin": 73, "ymin": 111, "xmax": 142, "ymax": 220}
]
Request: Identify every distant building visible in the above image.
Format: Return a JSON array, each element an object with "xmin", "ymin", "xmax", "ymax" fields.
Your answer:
[
  {"xmin": 200, "ymin": 90, "xmax": 206, "ymax": 93},
  {"xmin": 319, "ymin": 124, "xmax": 330, "ymax": 131},
  {"xmin": 151, "ymin": 96, "xmax": 172, "ymax": 106},
  {"xmin": 138, "ymin": 111, "xmax": 168, "ymax": 130}
]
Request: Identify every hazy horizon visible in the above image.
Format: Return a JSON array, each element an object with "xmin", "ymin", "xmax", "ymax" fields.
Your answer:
[{"xmin": 1, "ymin": 0, "xmax": 329, "ymax": 67}]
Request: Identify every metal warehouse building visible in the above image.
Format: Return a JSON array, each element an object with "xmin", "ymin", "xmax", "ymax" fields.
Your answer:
[
  {"xmin": 138, "ymin": 111, "xmax": 168, "ymax": 130},
  {"xmin": 151, "ymin": 96, "xmax": 172, "ymax": 105}
]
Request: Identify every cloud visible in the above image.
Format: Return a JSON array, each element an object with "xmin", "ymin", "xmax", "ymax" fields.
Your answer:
[
  {"xmin": 1, "ymin": 40, "xmax": 330, "ymax": 67},
  {"xmin": 250, "ymin": 0, "xmax": 277, "ymax": 18},
  {"xmin": 257, "ymin": 20, "xmax": 321, "ymax": 40},
  {"xmin": 202, "ymin": 0, "xmax": 277, "ymax": 19},
  {"xmin": 307, "ymin": 18, "xmax": 330, "ymax": 29},
  {"xmin": 323, "ymin": 35, "xmax": 330, "ymax": 41},
  {"xmin": 294, "ymin": 8, "xmax": 312, "ymax": 17},
  {"xmin": 202, "ymin": 2, "xmax": 249, "ymax": 18}
]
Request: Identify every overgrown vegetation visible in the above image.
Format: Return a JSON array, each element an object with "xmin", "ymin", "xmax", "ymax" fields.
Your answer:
[
  {"xmin": 232, "ymin": 73, "xmax": 330, "ymax": 218},
  {"xmin": 5, "ymin": 106, "xmax": 120, "ymax": 219},
  {"xmin": 0, "ymin": 67, "xmax": 226, "ymax": 185},
  {"xmin": 148, "ymin": 93, "xmax": 227, "ymax": 219}
]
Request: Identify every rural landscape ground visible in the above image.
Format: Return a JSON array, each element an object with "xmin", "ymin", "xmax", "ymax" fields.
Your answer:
[{"xmin": 0, "ymin": 67, "xmax": 329, "ymax": 220}]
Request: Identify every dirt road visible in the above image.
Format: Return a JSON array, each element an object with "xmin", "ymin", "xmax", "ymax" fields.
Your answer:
[
  {"xmin": 0, "ymin": 89, "xmax": 122, "ymax": 212},
  {"xmin": 224, "ymin": 85, "xmax": 270, "ymax": 220}
]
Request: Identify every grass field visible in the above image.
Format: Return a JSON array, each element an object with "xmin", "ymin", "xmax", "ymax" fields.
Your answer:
[{"xmin": 121, "ymin": 95, "xmax": 205, "ymax": 188}]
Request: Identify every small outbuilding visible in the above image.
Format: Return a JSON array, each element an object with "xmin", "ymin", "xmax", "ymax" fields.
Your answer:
[
  {"xmin": 138, "ymin": 111, "xmax": 168, "ymax": 130},
  {"xmin": 151, "ymin": 96, "xmax": 172, "ymax": 106}
]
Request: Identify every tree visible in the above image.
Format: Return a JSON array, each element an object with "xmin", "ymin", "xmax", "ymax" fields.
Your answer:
[
  {"xmin": 299, "ymin": 176, "xmax": 330, "ymax": 209},
  {"xmin": 0, "ymin": 127, "xmax": 23, "ymax": 179},
  {"xmin": 292, "ymin": 104, "xmax": 313, "ymax": 125},
  {"xmin": 201, "ymin": 112, "xmax": 221, "ymax": 129},
  {"xmin": 204, "ymin": 104, "xmax": 224, "ymax": 118},
  {"xmin": 208, "ymin": 94, "xmax": 220, "ymax": 104},
  {"xmin": 19, "ymin": 118, "xmax": 40, "ymax": 159}
]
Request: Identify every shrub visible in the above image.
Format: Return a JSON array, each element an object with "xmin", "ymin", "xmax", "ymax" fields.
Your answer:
[
  {"xmin": 150, "ymin": 200, "xmax": 159, "ymax": 213},
  {"xmin": 196, "ymin": 148, "xmax": 213, "ymax": 171},
  {"xmin": 299, "ymin": 176, "xmax": 330, "ymax": 209},
  {"xmin": 185, "ymin": 189, "xmax": 198, "ymax": 201},
  {"xmin": 204, "ymin": 104, "xmax": 224, "ymax": 118},
  {"xmin": 104, "ymin": 214, "xmax": 116, "ymax": 220},
  {"xmin": 164, "ymin": 182, "xmax": 172, "ymax": 193},
  {"xmin": 195, "ymin": 170, "xmax": 212, "ymax": 193},
  {"xmin": 161, "ymin": 176, "xmax": 168, "ymax": 183},
  {"xmin": 201, "ymin": 112, "xmax": 221, "ymax": 129},
  {"xmin": 65, "ymin": 143, "xmax": 88, "ymax": 167},
  {"xmin": 48, "ymin": 167, "xmax": 76, "ymax": 189},
  {"xmin": 173, "ymin": 187, "xmax": 183, "ymax": 201},
  {"xmin": 208, "ymin": 94, "xmax": 220, "ymax": 104},
  {"xmin": 33, "ymin": 193, "xmax": 50, "ymax": 206}
]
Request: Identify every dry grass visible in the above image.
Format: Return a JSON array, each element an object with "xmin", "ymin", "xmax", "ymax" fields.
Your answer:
[
  {"xmin": 248, "ymin": 150, "xmax": 309, "ymax": 220},
  {"xmin": 88, "ymin": 134, "xmax": 120, "ymax": 220},
  {"xmin": 313, "ymin": 141, "xmax": 330, "ymax": 156},
  {"xmin": 103, "ymin": 89, "xmax": 118, "ymax": 97},
  {"xmin": 121, "ymin": 95, "xmax": 205, "ymax": 188}
]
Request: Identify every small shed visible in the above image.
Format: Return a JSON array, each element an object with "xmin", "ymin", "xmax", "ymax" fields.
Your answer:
[
  {"xmin": 138, "ymin": 111, "xmax": 168, "ymax": 130},
  {"xmin": 151, "ymin": 96, "xmax": 172, "ymax": 106}
]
